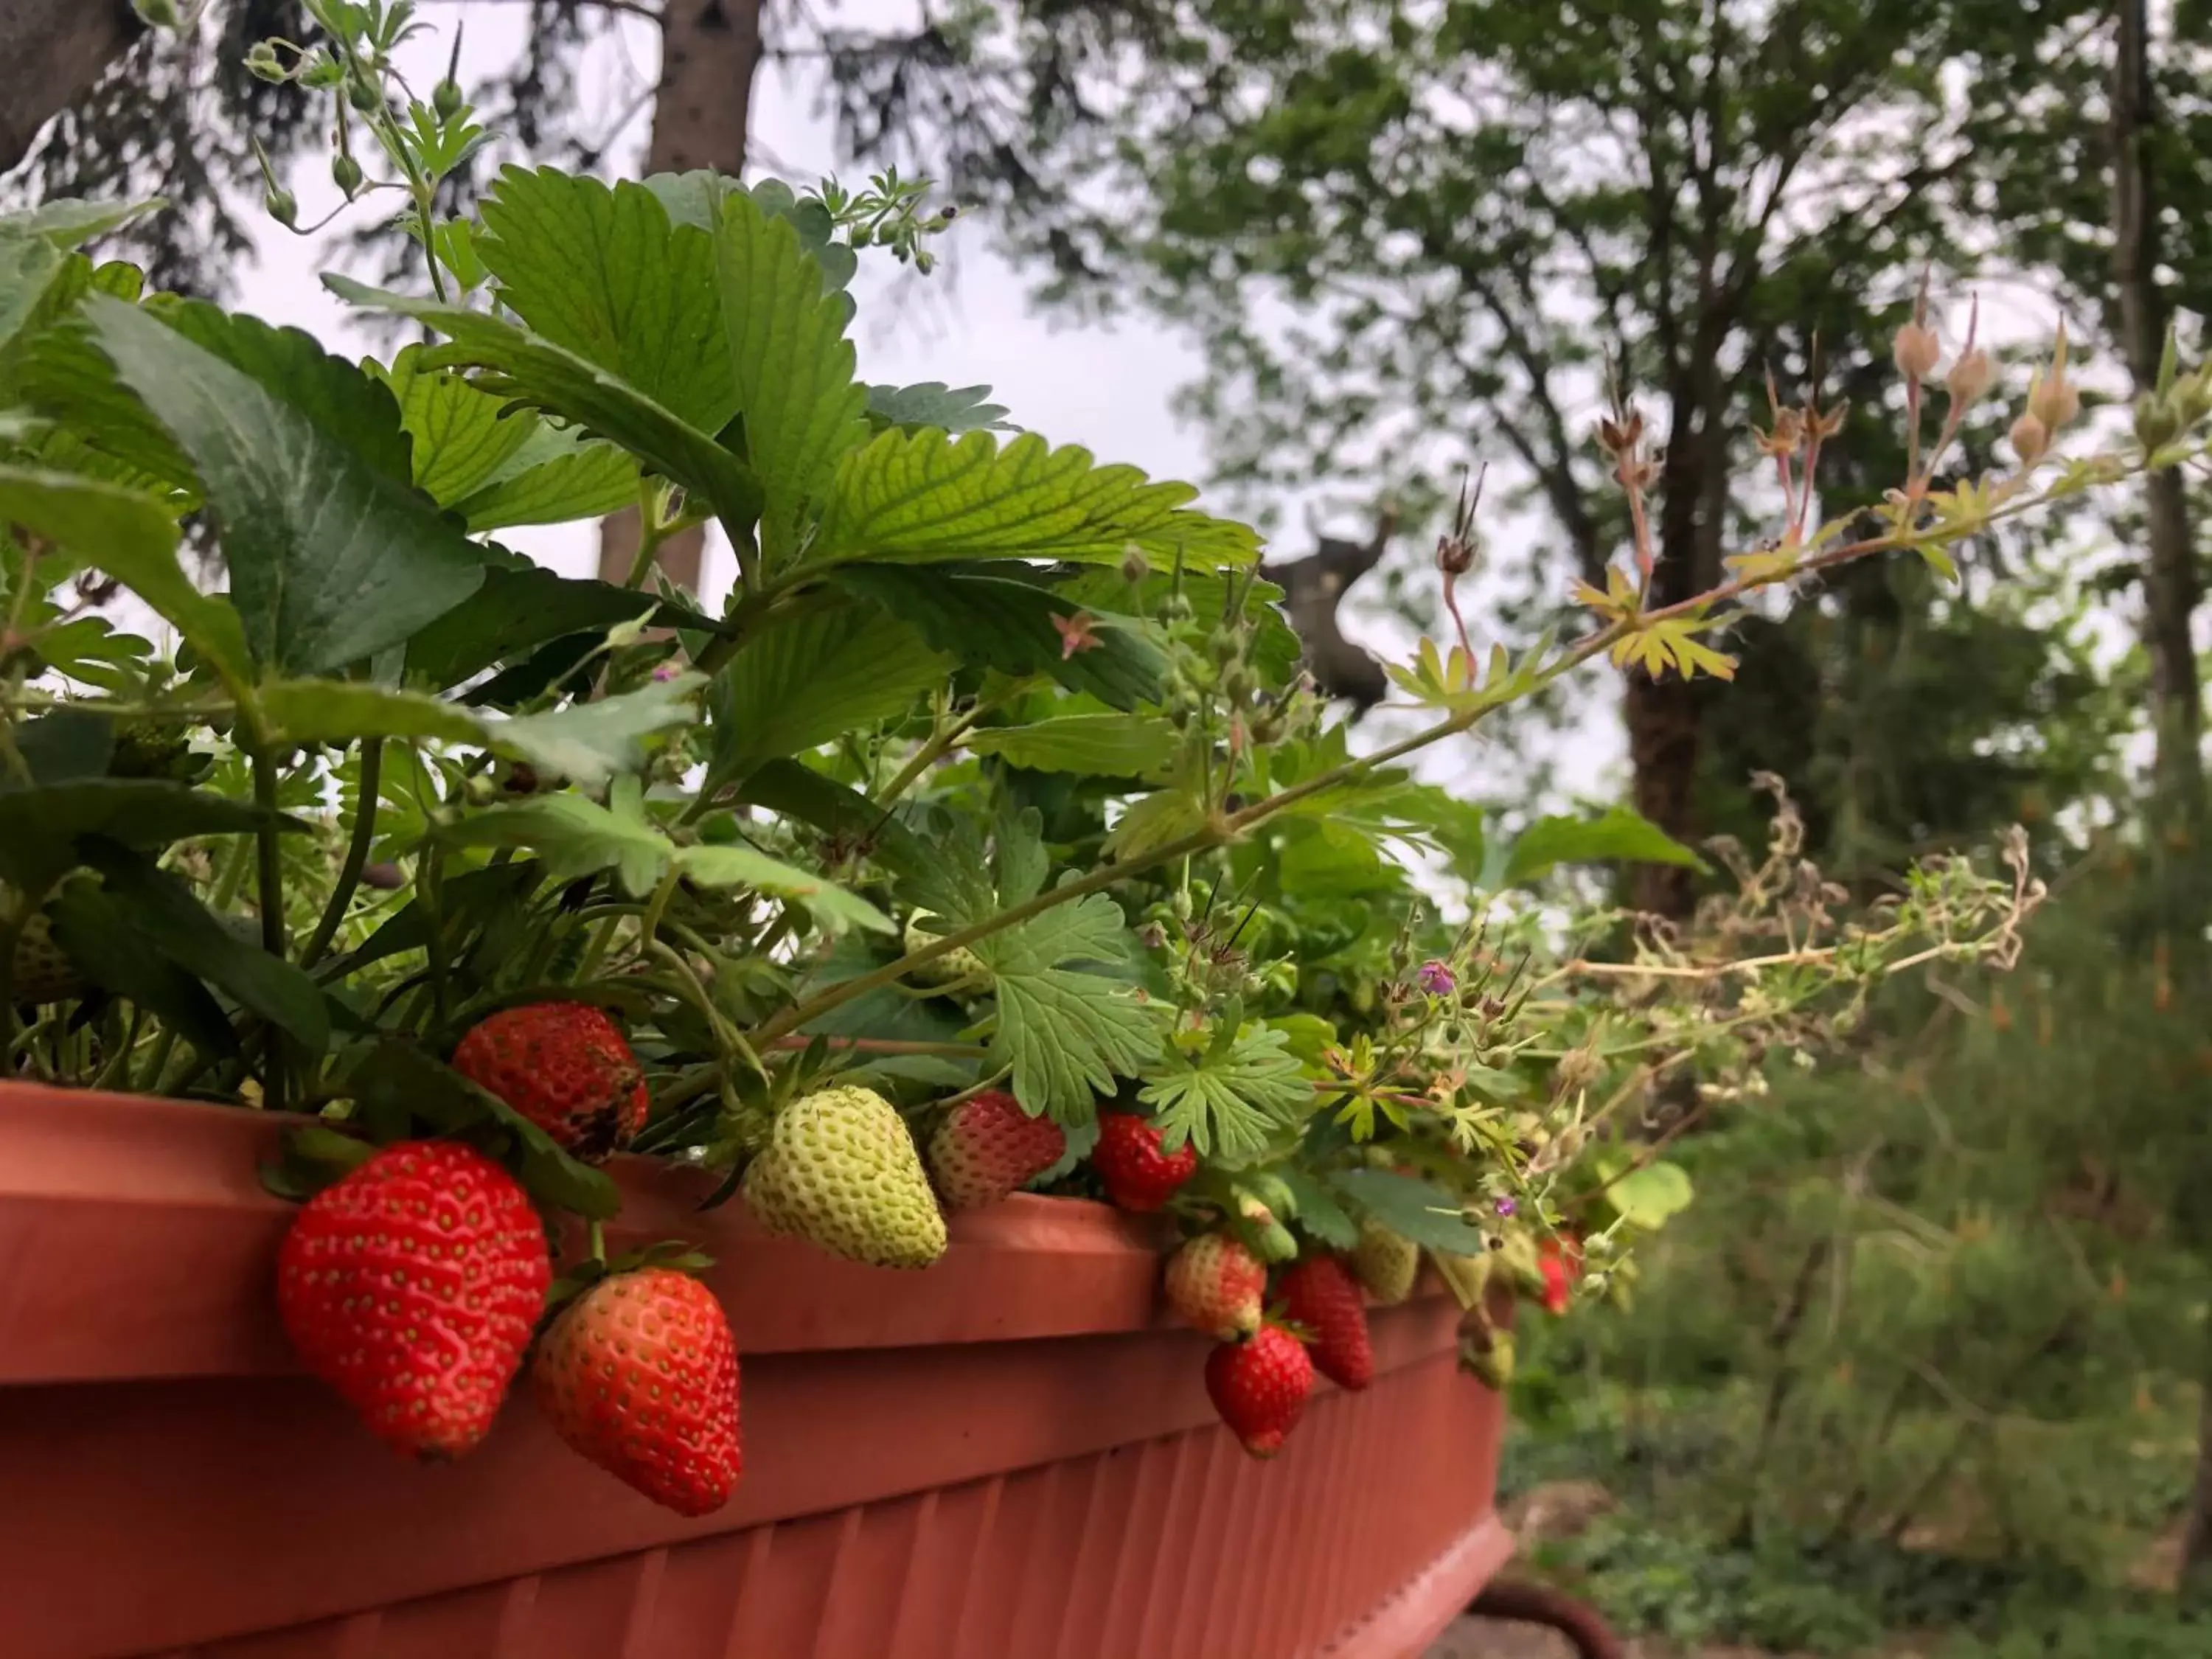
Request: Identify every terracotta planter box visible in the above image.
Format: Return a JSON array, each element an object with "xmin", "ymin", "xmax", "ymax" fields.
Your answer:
[{"xmin": 0, "ymin": 1082, "xmax": 1514, "ymax": 1659}]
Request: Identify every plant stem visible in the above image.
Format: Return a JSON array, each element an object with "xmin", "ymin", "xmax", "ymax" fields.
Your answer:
[
  {"xmin": 251, "ymin": 746, "xmax": 289, "ymax": 1110},
  {"xmin": 874, "ymin": 694, "xmax": 1002, "ymax": 807},
  {"xmin": 302, "ymin": 738, "xmax": 382, "ymax": 970}
]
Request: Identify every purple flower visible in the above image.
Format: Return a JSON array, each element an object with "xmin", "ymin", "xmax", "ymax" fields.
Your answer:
[
  {"xmin": 1417, "ymin": 959, "xmax": 1456, "ymax": 997},
  {"xmin": 1493, "ymin": 1195, "xmax": 1517, "ymax": 1218},
  {"xmin": 651, "ymin": 660, "xmax": 684, "ymax": 683}
]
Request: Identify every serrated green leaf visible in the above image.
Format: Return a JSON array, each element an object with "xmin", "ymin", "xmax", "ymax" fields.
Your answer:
[
  {"xmin": 80, "ymin": 844, "xmax": 329, "ymax": 1054},
  {"xmin": 324, "ymin": 274, "xmax": 762, "ymax": 532},
  {"xmin": 1502, "ymin": 805, "xmax": 1706, "ymax": 886},
  {"xmin": 0, "ymin": 197, "xmax": 163, "ymax": 249},
  {"xmin": 968, "ymin": 713, "xmax": 1178, "ymax": 776},
  {"xmin": 974, "ymin": 892, "xmax": 1158, "ymax": 1121},
  {"xmin": 375, "ymin": 341, "xmax": 538, "ymax": 506},
  {"xmin": 809, "ymin": 427, "xmax": 1262, "ymax": 571},
  {"xmin": 707, "ymin": 598, "xmax": 948, "ymax": 779},
  {"xmin": 260, "ymin": 673, "xmax": 698, "ymax": 790},
  {"xmin": 445, "ymin": 785, "xmax": 669, "ymax": 895},
  {"xmin": 828, "ymin": 563, "xmax": 1166, "ymax": 709},
  {"xmin": 0, "ymin": 232, "xmax": 66, "ymax": 359},
  {"xmin": 675, "ymin": 842, "xmax": 891, "ymax": 934},
  {"xmin": 405, "ymin": 566, "xmax": 656, "ymax": 689},
  {"xmin": 46, "ymin": 877, "xmax": 238, "ymax": 1057},
  {"xmin": 495, "ymin": 675, "xmax": 702, "ymax": 787},
  {"xmin": 0, "ymin": 465, "xmax": 251, "ymax": 689},
  {"xmin": 1139, "ymin": 1023, "xmax": 1310, "ymax": 1162},
  {"xmin": 1270, "ymin": 1164, "xmax": 1358, "ymax": 1249},
  {"xmin": 260, "ymin": 681, "xmax": 483, "ymax": 748},
  {"xmin": 0, "ymin": 778, "xmax": 297, "ymax": 890},
  {"xmin": 477, "ymin": 168, "xmax": 737, "ymax": 436},
  {"xmin": 155, "ymin": 299, "xmax": 414, "ymax": 487},
  {"xmin": 866, "ymin": 381, "xmax": 1010, "ymax": 433},
  {"xmin": 716, "ymin": 187, "xmax": 869, "ymax": 563},
  {"xmin": 1330, "ymin": 1167, "xmax": 1487, "ymax": 1255},
  {"xmin": 1103, "ymin": 782, "xmax": 1209, "ymax": 862},
  {"xmin": 84, "ymin": 296, "xmax": 485, "ymax": 676},
  {"xmin": 1605, "ymin": 1159, "xmax": 1695, "ymax": 1230},
  {"xmin": 13, "ymin": 709, "xmax": 114, "ymax": 782},
  {"xmin": 448, "ymin": 428, "xmax": 640, "ymax": 531}
]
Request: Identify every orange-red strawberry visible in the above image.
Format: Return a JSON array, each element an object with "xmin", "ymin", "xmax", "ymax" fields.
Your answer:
[
  {"xmin": 453, "ymin": 1001, "xmax": 647, "ymax": 1164},
  {"xmin": 1279, "ymin": 1254, "xmax": 1374, "ymax": 1391},
  {"xmin": 1164, "ymin": 1234, "xmax": 1265, "ymax": 1338},
  {"xmin": 1205, "ymin": 1325, "xmax": 1314, "ymax": 1459},
  {"xmin": 1538, "ymin": 1234, "xmax": 1583, "ymax": 1315},
  {"xmin": 533, "ymin": 1266, "xmax": 742, "ymax": 1517},
  {"xmin": 1092, "ymin": 1110, "xmax": 1197, "ymax": 1212},
  {"xmin": 277, "ymin": 1141, "xmax": 551, "ymax": 1458},
  {"xmin": 928, "ymin": 1090, "xmax": 1066, "ymax": 1211}
]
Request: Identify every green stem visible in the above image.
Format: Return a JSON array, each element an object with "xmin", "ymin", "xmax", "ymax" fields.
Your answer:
[
  {"xmin": 874, "ymin": 693, "xmax": 1003, "ymax": 807},
  {"xmin": 637, "ymin": 863, "xmax": 683, "ymax": 954},
  {"xmin": 136, "ymin": 1026, "xmax": 179, "ymax": 1095},
  {"xmin": 92, "ymin": 1006, "xmax": 146, "ymax": 1092},
  {"xmin": 301, "ymin": 738, "xmax": 382, "ymax": 970},
  {"xmin": 251, "ymin": 746, "xmax": 288, "ymax": 1111}
]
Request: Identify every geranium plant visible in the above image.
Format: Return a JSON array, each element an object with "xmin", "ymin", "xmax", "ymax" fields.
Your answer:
[{"xmin": 0, "ymin": 2, "xmax": 2197, "ymax": 1513}]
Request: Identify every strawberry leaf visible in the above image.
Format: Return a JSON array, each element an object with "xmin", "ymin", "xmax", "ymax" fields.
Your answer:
[
  {"xmin": 807, "ymin": 426, "xmax": 1261, "ymax": 573},
  {"xmin": 1138, "ymin": 1022, "xmax": 1312, "ymax": 1164}
]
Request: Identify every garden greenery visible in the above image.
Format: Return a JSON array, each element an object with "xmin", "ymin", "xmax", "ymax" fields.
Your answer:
[{"xmin": 1, "ymin": 2, "xmax": 2202, "ymax": 1340}]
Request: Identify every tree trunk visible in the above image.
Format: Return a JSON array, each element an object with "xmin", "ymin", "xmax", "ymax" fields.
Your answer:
[
  {"xmin": 2113, "ymin": 0, "xmax": 2212, "ymax": 1590},
  {"xmin": 0, "ymin": 1, "xmax": 142, "ymax": 175},
  {"xmin": 2111, "ymin": 0, "xmax": 2203, "ymax": 841},
  {"xmin": 596, "ymin": 0, "xmax": 766, "ymax": 591},
  {"xmin": 1624, "ymin": 362, "xmax": 1728, "ymax": 922}
]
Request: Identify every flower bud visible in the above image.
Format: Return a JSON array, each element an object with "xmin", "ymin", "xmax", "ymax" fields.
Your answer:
[
  {"xmin": 2134, "ymin": 391, "xmax": 2183, "ymax": 452},
  {"xmin": 2027, "ymin": 369, "xmax": 2079, "ymax": 433},
  {"xmin": 2007, "ymin": 411, "xmax": 2050, "ymax": 469},
  {"xmin": 331, "ymin": 153, "xmax": 363, "ymax": 195},
  {"xmin": 1891, "ymin": 320, "xmax": 1941, "ymax": 382},
  {"xmin": 263, "ymin": 185, "xmax": 299, "ymax": 229},
  {"xmin": 433, "ymin": 78, "xmax": 465, "ymax": 121},
  {"xmin": 347, "ymin": 76, "xmax": 383, "ymax": 114},
  {"xmin": 132, "ymin": 0, "xmax": 181, "ymax": 27},
  {"xmin": 1944, "ymin": 347, "xmax": 1994, "ymax": 408},
  {"xmin": 245, "ymin": 42, "xmax": 287, "ymax": 83},
  {"xmin": 1119, "ymin": 543, "xmax": 1150, "ymax": 586}
]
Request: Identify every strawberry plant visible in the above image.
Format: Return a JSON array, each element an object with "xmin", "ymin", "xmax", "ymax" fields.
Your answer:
[{"xmin": 1, "ymin": 2, "xmax": 2205, "ymax": 1502}]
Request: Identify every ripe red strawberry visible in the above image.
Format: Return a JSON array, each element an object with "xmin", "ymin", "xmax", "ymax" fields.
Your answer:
[
  {"xmin": 1092, "ymin": 1110, "xmax": 1197, "ymax": 1212},
  {"xmin": 277, "ymin": 1141, "xmax": 551, "ymax": 1458},
  {"xmin": 533, "ymin": 1266, "xmax": 742, "ymax": 1517},
  {"xmin": 1164, "ymin": 1234, "xmax": 1265, "ymax": 1338},
  {"xmin": 1205, "ymin": 1325, "xmax": 1314, "ymax": 1459},
  {"xmin": 1538, "ymin": 1234, "xmax": 1584, "ymax": 1315},
  {"xmin": 928, "ymin": 1090, "xmax": 1066, "ymax": 1211},
  {"xmin": 453, "ymin": 1001, "xmax": 647, "ymax": 1164},
  {"xmin": 1279, "ymin": 1254, "xmax": 1374, "ymax": 1391}
]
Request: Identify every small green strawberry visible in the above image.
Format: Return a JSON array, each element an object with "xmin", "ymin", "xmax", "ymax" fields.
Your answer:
[
  {"xmin": 533, "ymin": 1266, "xmax": 742, "ymax": 1517},
  {"xmin": 1352, "ymin": 1220, "xmax": 1419, "ymax": 1305},
  {"xmin": 905, "ymin": 911, "xmax": 987, "ymax": 987},
  {"xmin": 5, "ymin": 899, "xmax": 83, "ymax": 1004},
  {"xmin": 744, "ymin": 1085, "xmax": 947, "ymax": 1267}
]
